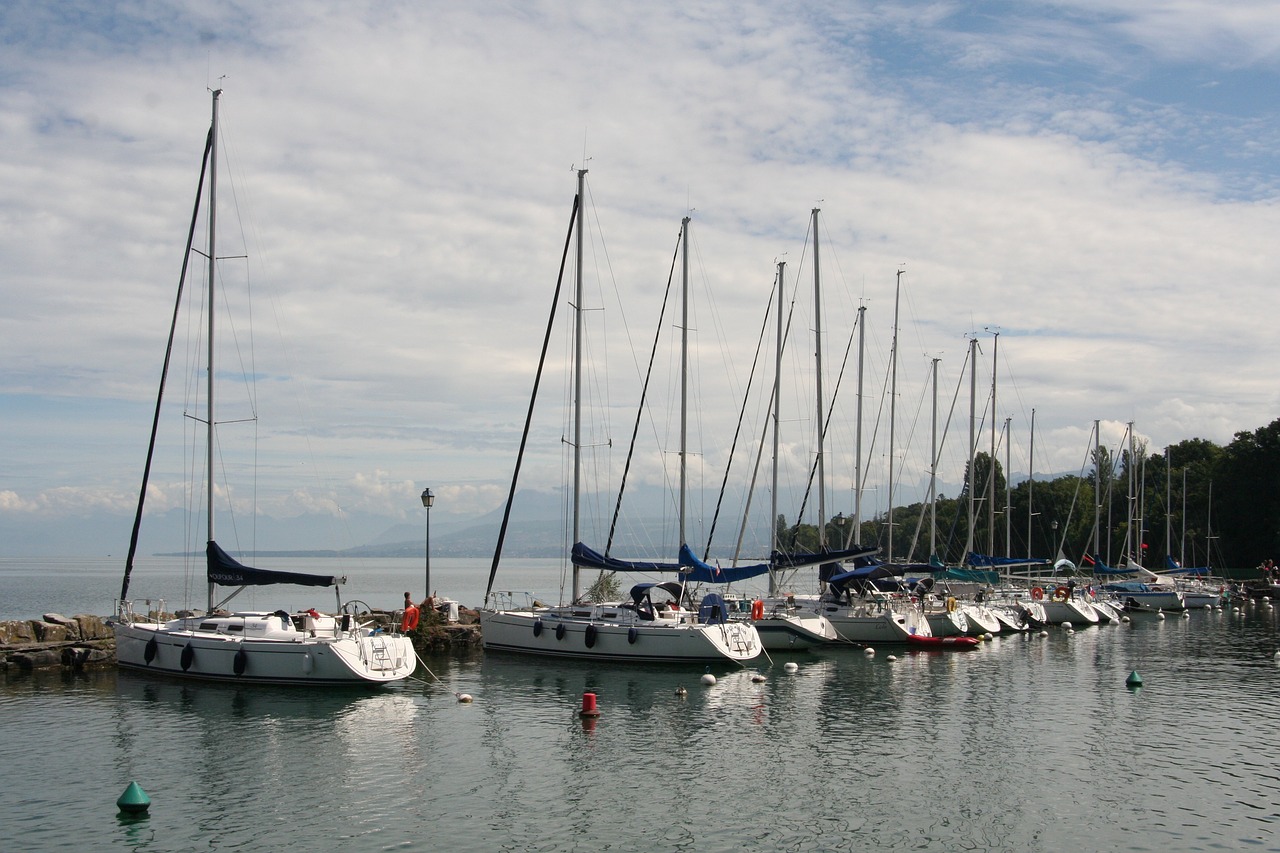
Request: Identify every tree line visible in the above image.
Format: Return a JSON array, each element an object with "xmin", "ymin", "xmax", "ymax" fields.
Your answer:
[{"xmin": 776, "ymin": 417, "xmax": 1280, "ymax": 572}]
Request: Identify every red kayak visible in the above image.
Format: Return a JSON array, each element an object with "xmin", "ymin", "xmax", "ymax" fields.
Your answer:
[{"xmin": 906, "ymin": 635, "xmax": 980, "ymax": 650}]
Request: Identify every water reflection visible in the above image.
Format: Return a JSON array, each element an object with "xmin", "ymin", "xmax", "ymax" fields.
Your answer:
[{"xmin": 4, "ymin": 608, "xmax": 1280, "ymax": 851}]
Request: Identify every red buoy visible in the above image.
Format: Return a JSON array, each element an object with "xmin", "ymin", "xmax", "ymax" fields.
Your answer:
[{"xmin": 579, "ymin": 691, "xmax": 601, "ymax": 718}]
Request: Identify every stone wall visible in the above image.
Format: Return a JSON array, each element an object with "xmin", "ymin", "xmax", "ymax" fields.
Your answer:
[{"xmin": 0, "ymin": 613, "xmax": 116, "ymax": 672}]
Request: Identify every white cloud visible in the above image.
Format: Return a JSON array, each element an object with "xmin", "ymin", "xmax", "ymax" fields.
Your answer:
[{"xmin": 2, "ymin": 1, "xmax": 1279, "ymax": 550}]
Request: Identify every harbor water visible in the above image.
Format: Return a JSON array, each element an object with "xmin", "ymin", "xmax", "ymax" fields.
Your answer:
[{"xmin": 3, "ymin": 557, "xmax": 1280, "ymax": 851}]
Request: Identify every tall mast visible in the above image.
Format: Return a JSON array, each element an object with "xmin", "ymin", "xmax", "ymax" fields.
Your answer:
[
  {"xmin": 1004, "ymin": 416, "xmax": 1012, "ymax": 557},
  {"xmin": 679, "ymin": 216, "xmax": 690, "ymax": 546},
  {"xmin": 965, "ymin": 336, "xmax": 976, "ymax": 560},
  {"xmin": 812, "ymin": 209, "xmax": 825, "ymax": 551},
  {"xmin": 853, "ymin": 304, "xmax": 866, "ymax": 545},
  {"xmin": 1028, "ymin": 408, "xmax": 1035, "ymax": 557},
  {"xmin": 571, "ymin": 167, "xmax": 586, "ymax": 601},
  {"xmin": 887, "ymin": 268, "xmax": 901, "ymax": 563},
  {"xmin": 929, "ymin": 356, "xmax": 939, "ymax": 560},
  {"xmin": 770, "ymin": 260, "xmax": 784, "ymax": 595},
  {"xmin": 1093, "ymin": 419, "xmax": 1101, "ymax": 558},
  {"xmin": 205, "ymin": 88, "xmax": 221, "ymax": 613},
  {"xmin": 988, "ymin": 331, "xmax": 998, "ymax": 555}
]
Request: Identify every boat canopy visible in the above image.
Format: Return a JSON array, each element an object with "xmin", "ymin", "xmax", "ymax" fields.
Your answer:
[
  {"xmin": 571, "ymin": 542, "xmax": 681, "ymax": 573},
  {"xmin": 678, "ymin": 544, "xmax": 770, "ymax": 583},
  {"xmin": 207, "ymin": 541, "xmax": 341, "ymax": 589},
  {"xmin": 628, "ymin": 581, "xmax": 683, "ymax": 604}
]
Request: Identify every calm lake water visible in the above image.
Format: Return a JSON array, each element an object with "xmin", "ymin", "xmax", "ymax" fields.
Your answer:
[{"xmin": 3, "ymin": 558, "xmax": 1280, "ymax": 851}]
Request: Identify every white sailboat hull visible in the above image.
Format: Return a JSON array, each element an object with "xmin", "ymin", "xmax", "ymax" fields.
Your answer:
[
  {"xmin": 479, "ymin": 608, "xmax": 763, "ymax": 663},
  {"xmin": 816, "ymin": 602, "xmax": 932, "ymax": 644},
  {"xmin": 752, "ymin": 611, "xmax": 838, "ymax": 650},
  {"xmin": 113, "ymin": 615, "xmax": 416, "ymax": 686}
]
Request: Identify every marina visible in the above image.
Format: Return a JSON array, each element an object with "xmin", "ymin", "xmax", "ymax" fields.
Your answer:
[{"xmin": 3, "ymin": 578, "xmax": 1279, "ymax": 851}]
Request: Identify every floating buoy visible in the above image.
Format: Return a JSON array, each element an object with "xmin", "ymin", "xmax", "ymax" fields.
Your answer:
[
  {"xmin": 1038, "ymin": 630, "xmax": 1049, "ymax": 637},
  {"xmin": 863, "ymin": 647, "xmax": 875, "ymax": 656},
  {"xmin": 578, "ymin": 692, "xmax": 601, "ymax": 718},
  {"xmin": 984, "ymin": 633, "xmax": 994, "ymax": 642},
  {"xmin": 457, "ymin": 693, "xmax": 473, "ymax": 703},
  {"xmin": 1157, "ymin": 612, "xmax": 1166, "ymax": 621},
  {"xmin": 675, "ymin": 685, "xmax": 688, "ymax": 696},
  {"xmin": 117, "ymin": 781, "xmax": 151, "ymax": 815},
  {"xmin": 783, "ymin": 661, "xmax": 799, "ymax": 673},
  {"xmin": 1272, "ymin": 651, "xmax": 1280, "ymax": 660},
  {"xmin": 1120, "ymin": 615, "xmax": 1130, "ymax": 623},
  {"xmin": 886, "ymin": 654, "xmax": 897, "ymax": 661},
  {"xmin": 700, "ymin": 673, "xmax": 717, "ymax": 686},
  {"xmin": 750, "ymin": 672, "xmax": 766, "ymax": 683},
  {"xmin": 1126, "ymin": 670, "xmax": 1143, "ymax": 688},
  {"xmin": 1061, "ymin": 621, "xmax": 1073, "ymax": 631},
  {"xmin": 1182, "ymin": 611, "xmax": 1191, "ymax": 619}
]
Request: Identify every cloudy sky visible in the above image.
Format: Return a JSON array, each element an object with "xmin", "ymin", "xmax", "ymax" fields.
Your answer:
[{"xmin": 2, "ymin": 1, "xmax": 1278, "ymax": 556}]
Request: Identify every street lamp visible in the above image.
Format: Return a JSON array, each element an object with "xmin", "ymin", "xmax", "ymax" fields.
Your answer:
[{"xmin": 421, "ymin": 488, "xmax": 434, "ymax": 600}]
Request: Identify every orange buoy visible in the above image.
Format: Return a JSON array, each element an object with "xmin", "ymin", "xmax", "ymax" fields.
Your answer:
[
  {"xmin": 400, "ymin": 604, "xmax": 420, "ymax": 632},
  {"xmin": 579, "ymin": 692, "xmax": 601, "ymax": 718}
]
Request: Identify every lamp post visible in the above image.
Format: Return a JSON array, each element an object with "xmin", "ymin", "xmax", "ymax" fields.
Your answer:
[{"xmin": 421, "ymin": 488, "xmax": 434, "ymax": 600}]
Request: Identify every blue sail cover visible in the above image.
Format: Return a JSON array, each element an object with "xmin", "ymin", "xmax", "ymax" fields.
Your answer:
[
  {"xmin": 771, "ymin": 544, "xmax": 880, "ymax": 570},
  {"xmin": 206, "ymin": 541, "xmax": 339, "ymax": 588},
  {"xmin": 966, "ymin": 552, "xmax": 1050, "ymax": 568},
  {"xmin": 1165, "ymin": 555, "xmax": 1211, "ymax": 575},
  {"xmin": 1084, "ymin": 555, "xmax": 1138, "ymax": 576},
  {"xmin": 678, "ymin": 544, "xmax": 770, "ymax": 583},
  {"xmin": 570, "ymin": 542, "xmax": 682, "ymax": 573}
]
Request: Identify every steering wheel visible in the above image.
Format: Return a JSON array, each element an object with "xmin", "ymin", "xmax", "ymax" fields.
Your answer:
[{"xmin": 340, "ymin": 600, "xmax": 373, "ymax": 617}]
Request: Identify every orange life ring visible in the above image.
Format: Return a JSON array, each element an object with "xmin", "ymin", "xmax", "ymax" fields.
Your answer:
[
  {"xmin": 1053, "ymin": 585, "xmax": 1071, "ymax": 602},
  {"xmin": 751, "ymin": 599, "xmax": 765, "ymax": 620},
  {"xmin": 1030, "ymin": 586, "xmax": 1045, "ymax": 600},
  {"xmin": 400, "ymin": 605, "xmax": 420, "ymax": 632}
]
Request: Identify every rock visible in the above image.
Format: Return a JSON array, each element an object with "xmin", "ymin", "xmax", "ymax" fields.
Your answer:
[
  {"xmin": 74, "ymin": 614, "xmax": 110, "ymax": 641},
  {"xmin": 0, "ymin": 620, "xmax": 38, "ymax": 645},
  {"xmin": 62, "ymin": 646, "xmax": 114, "ymax": 668},
  {"xmin": 31, "ymin": 621, "xmax": 72, "ymax": 643},
  {"xmin": 9, "ymin": 649, "xmax": 63, "ymax": 670},
  {"xmin": 43, "ymin": 613, "xmax": 82, "ymax": 641}
]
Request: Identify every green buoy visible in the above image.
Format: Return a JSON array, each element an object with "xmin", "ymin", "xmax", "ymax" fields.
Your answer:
[
  {"xmin": 117, "ymin": 781, "xmax": 151, "ymax": 815},
  {"xmin": 1125, "ymin": 670, "xmax": 1143, "ymax": 688}
]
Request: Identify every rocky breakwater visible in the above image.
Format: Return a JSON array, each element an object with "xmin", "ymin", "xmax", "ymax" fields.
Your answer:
[{"xmin": 0, "ymin": 614, "xmax": 115, "ymax": 672}]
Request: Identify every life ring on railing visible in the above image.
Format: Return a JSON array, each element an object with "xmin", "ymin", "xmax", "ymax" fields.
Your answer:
[
  {"xmin": 945, "ymin": 596, "xmax": 957, "ymax": 613},
  {"xmin": 1030, "ymin": 587, "xmax": 1045, "ymax": 600},
  {"xmin": 751, "ymin": 599, "xmax": 765, "ymax": 620},
  {"xmin": 1053, "ymin": 585, "xmax": 1071, "ymax": 602},
  {"xmin": 400, "ymin": 604, "xmax": 420, "ymax": 633}
]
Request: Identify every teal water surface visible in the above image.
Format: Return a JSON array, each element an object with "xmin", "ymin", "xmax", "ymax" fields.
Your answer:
[{"xmin": 3, "ymin": 602, "xmax": 1280, "ymax": 851}]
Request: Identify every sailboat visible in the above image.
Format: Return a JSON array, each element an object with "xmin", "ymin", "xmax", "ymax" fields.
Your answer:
[
  {"xmin": 479, "ymin": 175, "xmax": 762, "ymax": 663},
  {"xmin": 112, "ymin": 90, "xmax": 416, "ymax": 685}
]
